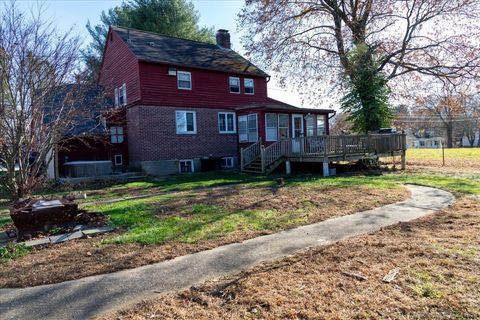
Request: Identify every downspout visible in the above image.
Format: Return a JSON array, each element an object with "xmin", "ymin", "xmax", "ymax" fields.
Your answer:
[{"xmin": 327, "ymin": 110, "xmax": 337, "ymax": 135}]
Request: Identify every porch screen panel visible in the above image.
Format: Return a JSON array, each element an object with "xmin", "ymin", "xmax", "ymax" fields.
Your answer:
[
  {"xmin": 247, "ymin": 114, "xmax": 258, "ymax": 142},
  {"xmin": 278, "ymin": 114, "xmax": 289, "ymax": 139},
  {"xmin": 317, "ymin": 115, "xmax": 325, "ymax": 135},
  {"xmin": 265, "ymin": 113, "xmax": 278, "ymax": 141},
  {"xmin": 238, "ymin": 116, "xmax": 248, "ymax": 142},
  {"xmin": 306, "ymin": 115, "xmax": 315, "ymax": 136}
]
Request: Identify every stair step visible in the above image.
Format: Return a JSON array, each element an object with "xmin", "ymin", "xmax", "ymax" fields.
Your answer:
[{"xmin": 242, "ymin": 169, "xmax": 263, "ymax": 174}]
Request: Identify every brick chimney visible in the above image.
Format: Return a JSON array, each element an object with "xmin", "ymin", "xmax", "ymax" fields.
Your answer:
[{"xmin": 216, "ymin": 29, "xmax": 231, "ymax": 49}]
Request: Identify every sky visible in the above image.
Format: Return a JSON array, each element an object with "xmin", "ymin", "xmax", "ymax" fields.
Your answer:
[{"xmin": 14, "ymin": 0, "xmax": 305, "ymax": 107}]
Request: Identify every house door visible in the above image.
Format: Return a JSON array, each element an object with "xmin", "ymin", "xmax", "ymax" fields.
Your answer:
[{"xmin": 292, "ymin": 114, "xmax": 304, "ymax": 153}]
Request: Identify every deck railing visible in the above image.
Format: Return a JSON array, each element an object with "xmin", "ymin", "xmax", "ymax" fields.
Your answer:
[
  {"xmin": 247, "ymin": 133, "xmax": 406, "ymax": 173},
  {"xmin": 240, "ymin": 138, "xmax": 262, "ymax": 170}
]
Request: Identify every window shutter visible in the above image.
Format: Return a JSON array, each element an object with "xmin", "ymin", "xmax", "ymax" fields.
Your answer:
[
  {"xmin": 114, "ymin": 88, "xmax": 119, "ymax": 107},
  {"xmin": 122, "ymin": 84, "xmax": 127, "ymax": 106}
]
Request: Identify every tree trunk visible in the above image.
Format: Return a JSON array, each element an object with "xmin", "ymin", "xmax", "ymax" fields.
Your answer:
[{"xmin": 446, "ymin": 123, "xmax": 454, "ymax": 148}]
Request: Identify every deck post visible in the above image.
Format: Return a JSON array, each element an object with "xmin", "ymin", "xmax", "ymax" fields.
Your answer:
[
  {"xmin": 323, "ymin": 160, "xmax": 330, "ymax": 177},
  {"xmin": 240, "ymin": 147, "xmax": 244, "ymax": 171},
  {"xmin": 401, "ymin": 150, "xmax": 406, "ymax": 170},
  {"xmin": 285, "ymin": 160, "xmax": 291, "ymax": 175}
]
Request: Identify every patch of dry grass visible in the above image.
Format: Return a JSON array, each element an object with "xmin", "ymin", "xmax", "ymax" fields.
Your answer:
[
  {"xmin": 102, "ymin": 197, "xmax": 480, "ymax": 320},
  {"xmin": 0, "ymin": 185, "xmax": 407, "ymax": 288}
]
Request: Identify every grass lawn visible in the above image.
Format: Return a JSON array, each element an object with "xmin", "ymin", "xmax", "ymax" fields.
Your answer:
[
  {"xmin": 104, "ymin": 196, "xmax": 480, "ymax": 320},
  {"xmin": 405, "ymin": 147, "xmax": 480, "ymax": 170},
  {"xmin": 0, "ymin": 173, "xmax": 410, "ymax": 287}
]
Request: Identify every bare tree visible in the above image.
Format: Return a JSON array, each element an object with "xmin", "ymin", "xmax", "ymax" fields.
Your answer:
[
  {"xmin": 239, "ymin": 1, "xmax": 480, "ymax": 100},
  {"xmin": 461, "ymin": 95, "xmax": 480, "ymax": 147},
  {"xmin": 0, "ymin": 2, "xmax": 89, "ymax": 200},
  {"xmin": 417, "ymin": 81, "xmax": 469, "ymax": 148}
]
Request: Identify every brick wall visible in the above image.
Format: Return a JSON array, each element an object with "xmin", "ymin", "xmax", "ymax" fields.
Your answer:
[{"xmin": 127, "ymin": 105, "xmax": 238, "ymax": 162}]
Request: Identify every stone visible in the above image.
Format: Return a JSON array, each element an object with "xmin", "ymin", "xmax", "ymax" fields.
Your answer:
[
  {"xmin": 82, "ymin": 226, "xmax": 114, "ymax": 236},
  {"xmin": 23, "ymin": 238, "xmax": 51, "ymax": 247}
]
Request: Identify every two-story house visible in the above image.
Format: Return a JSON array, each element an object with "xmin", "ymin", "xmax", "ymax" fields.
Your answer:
[{"xmin": 97, "ymin": 26, "xmax": 334, "ymax": 175}]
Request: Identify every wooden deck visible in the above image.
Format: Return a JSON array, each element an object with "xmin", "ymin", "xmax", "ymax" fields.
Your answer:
[{"xmin": 241, "ymin": 133, "xmax": 407, "ymax": 175}]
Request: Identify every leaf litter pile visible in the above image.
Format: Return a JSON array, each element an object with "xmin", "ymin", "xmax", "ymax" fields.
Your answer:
[
  {"xmin": 102, "ymin": 197, "xmax": 480, "ymax": 320},
  {"xmin": 0, "ymin": 185, "xmax": 407, "ymax": 288}
]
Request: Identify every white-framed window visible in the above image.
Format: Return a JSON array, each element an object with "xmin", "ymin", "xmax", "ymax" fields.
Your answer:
[
  {"xmin": 265, "ymin": 113, "xmax": 278, "ymax": 142},
  {"xmin": 278, "ymin": 114, "xmax": 289, "ymax": 139},
  {"xmin": 238, "ymin": 114, "xmax": 258, "ymax": 142},
  {"xmin": 316, "ymin": 115, "xmax": 326, "ymax": 136},
  {"xmin": 177, "ymin": 71, "xmax": 192, "ymax": 90},
  {"xmin": 110, "ymin": 127, "xmax": 124, "ymax": 144},
  {"xmin": 306, "ymin": 115, "xmax": 315, "ymax": 137},
  {"xmin": 114, "ymin": 83, "xmax": 127, "ymax": 107},
  {"xmin": 244, "ymin": 79, "xmax": 254, "ymax": 95},
  {"xmin": 179, "ymin": 159, "xmax": 194, "ymax": 173},
  {"xmin": 229, "ymin": 77, "xmax": 240, "ymax": 94},
  {"xmin": 221, "ymin": 157, "xmax": 234, "ymax": 169},
  {"xmin": 218, "ymin": 112, "xmax": 236, "ymax": 133},
  {"xmin": 114, "ymin": 154, "xmax": 123, "ymax": 166},
  {"xmin": 176, "ymin": 110, "xmax": 197, "ymax": 134}
]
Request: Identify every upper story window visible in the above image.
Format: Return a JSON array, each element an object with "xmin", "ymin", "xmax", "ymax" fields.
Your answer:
[
  {"xmin": 244, "ymin": 79, "xmax": 254, "ymax": 95},
  {"xmin": 239, "ymin": 114, "xmax": 258, "ymax": 143},
  {"xmin": 110, "ymin": 127, "xmax": 124, "ymax": 144},
  {"xmin": 229, "ymin": 77, "xmax": 240, "ymax": 94},
  {"xmin": 177, "ymin": 71, "xmax": 192, "ymax": 90},
  {"xmin": 218, "ymin": 112, "xmax": 236, "ymax": 134},
  {"xmin": 176, "ymin": 110, "xmax": 197, "ymax": 134},
  {"xmin": 114, "ymin": 83, "xmax": 127, "ymax": 107}
]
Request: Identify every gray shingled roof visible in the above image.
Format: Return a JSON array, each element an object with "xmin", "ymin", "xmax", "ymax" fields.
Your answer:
[
  {"xmin": 112, "ymin": 26, "xmax": 269, "ymax": 78},
  {"xmin": 236, "ymin": 98, "xmax": 335, "ymax": 114}
]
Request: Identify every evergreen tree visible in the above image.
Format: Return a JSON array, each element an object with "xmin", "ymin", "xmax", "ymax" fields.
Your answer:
[
  {"xmin": 341, "ymin": 44, "xmax": 393, "ymax": 133},
  {"xmin": 84, "ymin": 0, "xmax": 214, "ymax": 81}
]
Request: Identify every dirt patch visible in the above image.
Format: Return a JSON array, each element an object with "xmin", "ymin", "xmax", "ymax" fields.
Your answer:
[
  {"xmin": 101, "ymin": 197, "xmax": 480, "ymax": 320},
  {"xmin": 0, "ymin": 186, "xmax": 408, "ymax": 288}
]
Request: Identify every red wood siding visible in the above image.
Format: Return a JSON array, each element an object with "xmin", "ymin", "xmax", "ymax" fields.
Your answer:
[
  {"xmin": 99, "ymin": 30, "xmax": 141, "ymax": 105},
  {"xmin": 138, "ymin": 62, "xmax": 268, "ymax": 108}
]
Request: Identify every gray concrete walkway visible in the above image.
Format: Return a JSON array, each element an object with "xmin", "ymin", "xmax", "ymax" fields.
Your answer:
[{"xmin": 0, "ymin": 184, "xmax": 454, "ymax": 320}]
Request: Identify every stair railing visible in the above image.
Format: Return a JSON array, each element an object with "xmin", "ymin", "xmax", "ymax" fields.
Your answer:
[{"xmin": 240, "ymin": 138, "xmax": 262, "ymax": 170}]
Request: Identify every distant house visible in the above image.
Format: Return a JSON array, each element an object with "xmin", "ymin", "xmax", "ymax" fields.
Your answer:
[
  {"xmin": 462, "ymin": 132, "xmax": 479, "ymax": 147},
  {"xmin": 97, "ymin": 26, "xmax": 335, "ymax": 175},
  {"xmin": 407, "ymin": 136, "xmax": 444, "ymax": 149}
]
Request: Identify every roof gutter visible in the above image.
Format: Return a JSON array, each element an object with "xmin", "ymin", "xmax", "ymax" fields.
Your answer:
[{"xmin": 328, "ymin": 110, "xmax": 337, "ymax": 120}]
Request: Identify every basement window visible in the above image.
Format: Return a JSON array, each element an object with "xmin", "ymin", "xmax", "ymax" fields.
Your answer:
[
  {"xmin": 114, "ymin": 154, "xmax": 123, "ymax": 166},
  {"xmin": 221, "ymin": 157, "xmax": 234, "ymax": 169},
  {"xmin": 179, "ymin": 160, "xmax": 194, "ymax": 173}
]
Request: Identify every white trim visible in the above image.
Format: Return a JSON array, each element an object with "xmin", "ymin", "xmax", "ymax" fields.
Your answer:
[
  {"xmin": 175, "ymin": 110, "xmax": 197, "ymax": 134},
  {"xmin": 177, "ymin": 71, "xmax": 192, "ymax": 90},
  {"xmin": 114, "ymin": 154, "xmax": 123, "ymax": 166},
  {"xmin": 221, "ymin": 157, "xmax": 234, "ymax": 168},
  {"xmin": 244, "ymin": 78, "xmax": 254, "ymax": 95},
  {"xmin": 179, "ymin": 159, "xmax": 194, "ymax": 173},
  {"xmin": 122, "ymin": 83, "xmax": 127, "ymax": 106},
  {"xmin": 229, "ymin": 76, "xmax": 240, "ymax": 94},
  {"xmin": 218, "ymin": 112, "xmax": 236, "ymax": 134}
]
